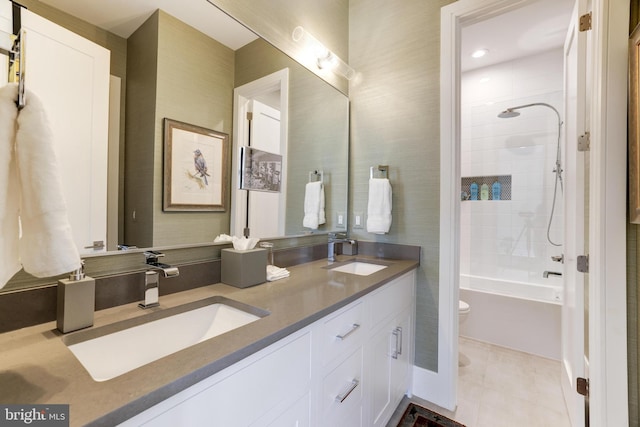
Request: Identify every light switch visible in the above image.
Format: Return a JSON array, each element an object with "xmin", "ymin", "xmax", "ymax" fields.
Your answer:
[{"xmin": 354, "ymin": 212, "xmax": 364, "ymax": 229}]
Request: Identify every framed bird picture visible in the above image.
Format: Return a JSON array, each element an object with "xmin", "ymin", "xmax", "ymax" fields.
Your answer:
[{"xmin": 163, "ymin": 118, "xmax": 228, "ymax": 211}]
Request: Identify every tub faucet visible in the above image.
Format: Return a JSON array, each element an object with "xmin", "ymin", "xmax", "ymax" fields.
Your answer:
[
  {"xmin": 328, "ymin": 233, "xmax": 355, "ymax": 262},
  {"xmin": 140, "ymin": 251, "xmax": 179, "ymax": 309},
  {"xmin": 543, "ymin": 271, "xmax": 562, "ymax": 278}
]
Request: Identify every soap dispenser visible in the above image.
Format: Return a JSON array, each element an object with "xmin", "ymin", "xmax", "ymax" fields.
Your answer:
[{"xmin": 57, "ymin": 260, "xmax": 95, "ymax": 333}]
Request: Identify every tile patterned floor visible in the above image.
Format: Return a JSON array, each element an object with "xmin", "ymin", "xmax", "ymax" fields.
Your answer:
[{"xmin": 388, "ymin": 337, "xmax": 572, "ymax": 427}]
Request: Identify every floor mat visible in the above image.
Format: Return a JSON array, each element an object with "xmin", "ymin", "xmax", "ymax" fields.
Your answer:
[{"xmin": 396, "ymin": 403, "xmax": 466, "ymax": 427}]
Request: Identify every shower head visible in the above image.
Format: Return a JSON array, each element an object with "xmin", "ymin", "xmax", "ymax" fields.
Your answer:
[
  {"xmin": 496, "ymin": 102, "xmax": 562, "ymax": 125},
  {"xmin": 498, "ymin": 109, "xmax": 520, "ymax": 118}
]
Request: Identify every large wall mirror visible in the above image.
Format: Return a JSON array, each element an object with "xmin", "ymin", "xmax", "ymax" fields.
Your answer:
[{"xmin": 2, "ymin": 0, "xmax": 349, "ymax": 292}]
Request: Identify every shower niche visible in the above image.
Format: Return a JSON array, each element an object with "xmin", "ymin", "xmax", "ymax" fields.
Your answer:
[{"xmin": 461, "ymin": 175, "xmax": 512, "ymax": 201}]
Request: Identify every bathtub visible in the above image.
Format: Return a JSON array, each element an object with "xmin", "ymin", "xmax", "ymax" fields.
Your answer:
[{"xmin": 459, "ymin": 274, "xmax": 562, "ymax": 360}]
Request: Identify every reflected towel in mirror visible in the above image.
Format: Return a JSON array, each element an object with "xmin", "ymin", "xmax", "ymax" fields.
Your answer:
[{"xmin": 303, "ymin": 181, "xmax": 325, "ymax": 229}]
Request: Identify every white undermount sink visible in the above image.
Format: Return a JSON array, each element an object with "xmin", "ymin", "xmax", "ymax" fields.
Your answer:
[
  {"xmin": 64, "ymin": 296, "xmax": 269, "ymax": 382},
  {"xmin": 329, "ymin": 261, "xmax": 389, "ymax": 276}
]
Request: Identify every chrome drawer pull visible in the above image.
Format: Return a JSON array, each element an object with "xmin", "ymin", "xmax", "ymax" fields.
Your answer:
[
  {"xmin": 396, "ymin": 326, "xmax": 403, "ymax": 356},
  {"xmin": 335, "ymin": 379, "xmax": 359, "ymax": 403},
  {"xmin": 336, "ymin": 323, "xmax": 360, "ymax": 340}
]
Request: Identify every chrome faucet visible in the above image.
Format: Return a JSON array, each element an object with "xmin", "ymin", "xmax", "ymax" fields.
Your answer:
[
  {"xmin": 140, "ymin": 251, "xmax": 179, "ymax": 309},
  {"xmin": 144, "ymin": 250, "xmax": 180, "ymax": 277},
  {"xmin": 139, "ymin": 271, "xmax": 160, "ymax": 309},
  {"xmin": 543, "ymin": 271, "xmax": 562, "ymax": 278},
  {"xmin": 328, "ymin": 233, "xmax": 356, "ymax": 262}
]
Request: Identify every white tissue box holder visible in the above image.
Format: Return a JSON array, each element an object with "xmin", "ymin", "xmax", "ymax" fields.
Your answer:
[{"xmin": 221, "ymin": 248, "xmax": 267, "ymax": 288}]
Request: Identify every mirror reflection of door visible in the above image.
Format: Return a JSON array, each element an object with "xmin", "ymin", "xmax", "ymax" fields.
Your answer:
[
  {"xmin": 246, "ymin": 99, "xmax": 282, "ymax": 238},
  {"xmin": 232, "ymin": 69, "xmax": 289, "ymax": 239}
]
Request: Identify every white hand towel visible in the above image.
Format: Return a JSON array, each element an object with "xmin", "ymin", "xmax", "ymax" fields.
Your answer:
[
  {"xmin": 0, "ymin": 84, "xmax": 22, "ymax": 287},
  {"xmin": 366, "ymin": 178, "xmax": 392, "ymax": 234},
  {"xmin": 0, "ymin": 83, "xmax": 81, "ymax": 289},
  {"xmin": 267, "ymin": 265, "xmax": 290, "ymax": 281},
  {"xmin": 303, "ymin": 181, "xmax": 323, "ymax": 229}
]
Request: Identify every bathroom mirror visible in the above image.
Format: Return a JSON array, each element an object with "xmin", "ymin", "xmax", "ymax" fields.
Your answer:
[{"xmin": 1, "ymin": 0, "xmax": 349, "ymax": 292}]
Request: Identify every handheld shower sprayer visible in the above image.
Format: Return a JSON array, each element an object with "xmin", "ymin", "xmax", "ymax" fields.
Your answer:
[{"xmin": 498, "ymin": 102, "xmax": 564, "ymax": 247}]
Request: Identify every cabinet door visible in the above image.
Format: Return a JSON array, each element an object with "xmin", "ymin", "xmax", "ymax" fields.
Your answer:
[
  {"xmin": 390, "ymin": 310, "xmax": 412, "ymax": 405},
  {"xmin": 368, "ymin": 310, "xmax": 412, "ymax": 427},
  {"xmin": 20, "ymin": 7, "xmax": 110, "ymax": 254},
  {"xmin": 369, "ymin": 323, "xmax": 394, "ymax": 427}
]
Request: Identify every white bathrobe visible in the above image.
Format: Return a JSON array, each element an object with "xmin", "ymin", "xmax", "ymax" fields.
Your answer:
[{"xmin": 0, "ymin": 83, "xmax": 80, "ymax": 288}]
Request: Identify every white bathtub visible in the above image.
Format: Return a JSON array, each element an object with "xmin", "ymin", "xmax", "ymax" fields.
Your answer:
[{"xmin": 459, "ymin": 274, "xmax": 562, "ymax": 360}]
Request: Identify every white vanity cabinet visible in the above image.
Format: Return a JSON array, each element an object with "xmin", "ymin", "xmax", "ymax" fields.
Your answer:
[{"xmin": 119, "ymin": 270, "xmax": 416, "ymax": 427}]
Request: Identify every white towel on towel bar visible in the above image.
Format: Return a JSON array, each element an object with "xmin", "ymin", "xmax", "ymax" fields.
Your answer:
[
  {"xmin": 0, "ymin": 83, "xmax": 80, "ymax": 289},
  {"xmin": 303, "ymin": 181, "xmax": 325, "ymax": 229},
  {"xmin": 366, "ymin": 178, "xmax": 392, "ymax": 234}
]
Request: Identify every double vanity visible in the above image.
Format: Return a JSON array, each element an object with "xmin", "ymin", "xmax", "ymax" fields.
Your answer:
[{"xmin": 0, "ymin": 253, "xmax": 418, "ymax": 426}]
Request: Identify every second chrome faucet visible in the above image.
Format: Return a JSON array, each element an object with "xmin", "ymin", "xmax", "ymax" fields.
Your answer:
[{"xmin": 328, "ymin": 233, "xmax": 357, "ymax": 262}]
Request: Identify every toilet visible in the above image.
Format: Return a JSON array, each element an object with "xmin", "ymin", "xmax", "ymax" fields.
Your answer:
[{"xmin": 459, "ymin": 300, "xmax": 470, "ymax": 325}]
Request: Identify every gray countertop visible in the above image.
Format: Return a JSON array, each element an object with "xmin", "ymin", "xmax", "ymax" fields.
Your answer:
[{"xmin": 0, "ymin": 255, "xmax": 418, "ymax": 426}]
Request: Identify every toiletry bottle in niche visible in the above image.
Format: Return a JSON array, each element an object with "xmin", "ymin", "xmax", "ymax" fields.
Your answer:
[
  {"xmin": 480, "ymin": 183, "xmax": 489, "ymax": 200},
  {"xmin": 57, "ymin": 260, "xmax": 95, "ymax": 333},
  {"xmin": 470, "ymin": 182, "xmax": 478, "ymax": 200},
  {"xmin": 492, "ymin": 181, "xmax": 502, "ymax": 200}
]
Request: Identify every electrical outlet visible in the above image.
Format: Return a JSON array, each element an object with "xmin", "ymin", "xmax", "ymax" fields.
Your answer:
[
  {"xmin": 336, "ymin": 212, "xmax": 346, "ymax": 229},
  {"xmin": 353, "ymin": 211, "xmax": 364, "ymax": 229}
]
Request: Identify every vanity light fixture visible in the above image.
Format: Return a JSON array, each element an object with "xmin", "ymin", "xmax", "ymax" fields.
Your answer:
[
  {"xmin": 292, "ymin": 26, "xmax": 355, "ymax": 80},
  {"xmin": 471, "ymin": 48, "xmax": 489, "ymax": 59}
]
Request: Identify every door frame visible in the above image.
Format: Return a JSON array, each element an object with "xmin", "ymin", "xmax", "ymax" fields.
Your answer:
[
  {"xmin": 231, "ymin": 69, "xmax": 289, "ymax": 237},
  {"xmin": 435, "ymin": 0, "xmax": 629, "ymax": 424}
]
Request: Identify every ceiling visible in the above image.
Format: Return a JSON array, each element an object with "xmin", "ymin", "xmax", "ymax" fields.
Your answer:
[
  {"xmin": 39, "ymin": 0, "xmax": 257, "ymax": 50},
  {"xmin": 41, "ymin": 0, "xmax": 574, "ymax": 72},
  {"xmin": 461, "ymin": 0, "xmax": 575, "ymax": 72}
]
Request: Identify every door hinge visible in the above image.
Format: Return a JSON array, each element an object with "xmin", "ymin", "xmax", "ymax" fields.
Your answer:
[
  {"xmin": 246, "ymin": 111, "xmax": 253, "ymax": 121},
  {"xmin": 579, "ymin": 12, "xmax": 592, "ymax": 32},
  {"xmin": 578, "ymin": 132, "xmax": 590, "ymax": 151},
  {"xmin": 577, "ymin": 255, "xmax": 589, "ymax": 273},
  {"xmin": 577, "ymin": 377, "xmax": 589, "ymax": 397}
]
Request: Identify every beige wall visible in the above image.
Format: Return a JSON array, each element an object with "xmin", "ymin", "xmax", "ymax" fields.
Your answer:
[
  {"xmin": 235, "ymin": 39, "xmax": 349, "ymax": 235},
  {"xmin": 210, "ymin": 0, "xmax": 349, "ymax": 95},
  {"xmin": 124, "ymin": 11, "xmax": 234, "ymax": 247},
  {"xmin": 349, "ymin": 0, "xmax": 454, "ymax": 372}
]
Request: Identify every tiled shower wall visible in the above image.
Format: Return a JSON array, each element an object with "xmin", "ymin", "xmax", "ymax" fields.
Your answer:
[{"xmin": 460, "ymin": 49, "xmax": 564, "ymax": 286}]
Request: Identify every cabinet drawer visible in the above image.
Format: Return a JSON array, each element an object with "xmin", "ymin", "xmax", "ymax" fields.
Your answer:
[
  {"xmin": 321, "ymin": 301, "xmax": 365, "ymax": 365},
  {"xmin": 321, "ymin": 347, "xmax": 363, "ymax": 424},
  {"xmin": 369, "ymin": 271, "xmax": 414, "ymax": 328}
]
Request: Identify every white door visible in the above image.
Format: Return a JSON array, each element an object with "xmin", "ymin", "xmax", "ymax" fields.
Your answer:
[
  {"xmin": 16, "ymin": 6, "xmax": 110, "ymax": 254},
  {"xmin": 231, "ymin": 70, "xmax": 289, "ymax": 239},
  {"xmin": 247, "ymin": 100, "xmax": 283, "ymax": 238},
  {"xmin": 561, "ymin": 1, "xmax": 587, "ymax": 425}
]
